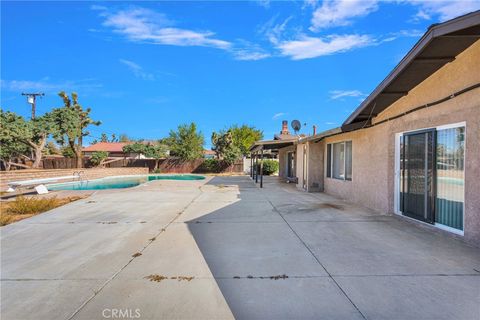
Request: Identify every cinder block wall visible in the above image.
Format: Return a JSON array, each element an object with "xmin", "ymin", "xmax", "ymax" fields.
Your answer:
[{"xmin": 0, "ymin": 167, "xmax": 149, "ymax": 192}]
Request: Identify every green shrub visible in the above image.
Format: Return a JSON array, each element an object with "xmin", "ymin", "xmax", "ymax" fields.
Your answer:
[
  {"xmin": 201, "ymin": 158, "xmax": 219, "ymax": 172},
  {"xmin": 195, "ymin": 158, "xmax": 233, "ymax": 173},
  {"xmin": 254, "ymin": 159, "xmax": 279, "ymax": 175},
  {"xmin": 90, "ymin": 151, "xmax": 108, "ymax": 166}
]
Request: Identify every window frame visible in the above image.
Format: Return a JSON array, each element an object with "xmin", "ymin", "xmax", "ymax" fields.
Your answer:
[{"xmin": 326, "ymin": 141, "xmax": 352, "ymax": 181}]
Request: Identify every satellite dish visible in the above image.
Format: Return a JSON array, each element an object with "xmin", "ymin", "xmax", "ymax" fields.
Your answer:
[{"xmin": 291, "ymin": 120, "xmax": 301, "ymax": 134}]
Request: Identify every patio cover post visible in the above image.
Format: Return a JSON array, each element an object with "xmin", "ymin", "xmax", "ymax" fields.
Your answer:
[
  {"xmin": 250, "ymin": 152, "xmax": 253, "ymax": 179},
  {"xmin": 260, "ymin": 148, "xmax": 264, "ymax": 188},
  {"xmin": 252, "ymin": 153, "xmax": 255, "ymax": 180},
  {"xmin": 255, "ymin": 152, "xmax": 258, "ymax": 184}
]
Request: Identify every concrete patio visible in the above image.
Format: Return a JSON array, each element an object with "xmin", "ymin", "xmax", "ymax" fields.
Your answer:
[{"xmin": 1, "ymin": 176, "xmax": 479, "ymax": 320}]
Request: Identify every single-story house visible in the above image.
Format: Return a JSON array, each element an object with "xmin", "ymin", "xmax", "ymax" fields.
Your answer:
[
  {"xmin": 83, "ymin": 142, "xmax": 144, "ymax": 158},
  {"xmin": 251, "ymin": 11, "xmax": 480, "ymax": 246}
]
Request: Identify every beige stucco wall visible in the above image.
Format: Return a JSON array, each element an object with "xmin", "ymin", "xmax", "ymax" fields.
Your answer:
[
  {"xmin": 278, "ymin": 145, "xmax": 296, "ymax": 179},
  {"xmin": 312, "ymin": 40, "xmax": 480, "ymax": 245},
  {"xmin": 294, "ymin": 141, "xmax": 325, "ymax": 192},
  {"xmin": 307, "ymin": 141, "xmax": 324, "ymax": 192},
  {"xmin": 296, "ymin": 144, "xmax": 306, "ymax": 190}
]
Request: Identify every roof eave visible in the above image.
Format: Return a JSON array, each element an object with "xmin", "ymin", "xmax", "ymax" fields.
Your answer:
[{"xmin": 342, "ymin": 10, "xmax": 480, "ymax": 127}]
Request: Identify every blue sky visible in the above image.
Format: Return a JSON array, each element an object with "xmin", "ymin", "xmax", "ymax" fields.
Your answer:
[{"xmin": 2, "ymin": 1, "xmax": 479, "ymax": 147}]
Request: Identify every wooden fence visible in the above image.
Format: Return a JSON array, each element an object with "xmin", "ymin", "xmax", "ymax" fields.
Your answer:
[{"xmin": 4, "ymin": 157, "xmax": 244, "ymax": 174}]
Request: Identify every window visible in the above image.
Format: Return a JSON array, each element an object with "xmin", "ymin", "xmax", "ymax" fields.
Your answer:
[{"xmin": 326, "ymin": 141, "xmax": 352, "ymax": 180}]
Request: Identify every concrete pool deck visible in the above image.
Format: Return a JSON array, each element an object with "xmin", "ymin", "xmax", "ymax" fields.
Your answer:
[{"xmin": 1, "ymin": 176, "xmax": 479, "ymax": 319}]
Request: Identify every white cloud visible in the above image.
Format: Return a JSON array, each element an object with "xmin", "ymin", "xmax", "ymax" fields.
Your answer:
[
  {"xmin": 406, "ymin": 0, "xmax": 480, "ymax": 21},
  {"xmin": 90, "ymin": 4, "xmax": 107, "ymax": 11},
  {"xmin": 99, "ymin": 7, "xmax": 231, "ymax": 50},
  {"xmin": 119, "ymin": 59, "xmax": 154, "ymax": 80},
  {"xmin": 259, "ymin": 15, "xmax": 294, "ymax": 45},
  {"xmin": 272, "ymin": 112, "xmax": 287, "ymax": 119},
  {"xmin": 232, "ymin": 40, "xmax": 271, "ymax": 61},
  {"xmin": 1, "ymin": 79, "xmax": 102, "ymax": 93},
  {"xmin": 277, "ymin": 34, "xmax": 373, "ymax": 60},
  {"xmin": 413, "ymin": 9, "xmax": 431, "ymax": 21},
  {"xmin": 96, "ymin": 6, "xmax": 272, "ymax": 61},
  {"xmin": 303, "ymin": 0, "xmax": 318, "ymax": 9},
  {"xmin": 329, "ymin": 90, "xmax": 367, "ymax": 100},
  {"xmin": 256, "ymin": 0, "xmax": 271, "ymax": 9},
  {"xmin": 310, "ymin": 0, "xmax": 379, "ymax": 31},
  {"xmin": 381, "ymin": 29, "xmax": 425, "ymax": 43},
  {"xmin": 234, "ymin": 50, "xmax": 271, "ymax": 61}
]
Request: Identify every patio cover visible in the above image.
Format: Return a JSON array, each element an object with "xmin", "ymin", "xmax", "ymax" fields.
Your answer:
[{"xmin": 249, "ymin": 139, "xmax": 297, "ymax": 153}]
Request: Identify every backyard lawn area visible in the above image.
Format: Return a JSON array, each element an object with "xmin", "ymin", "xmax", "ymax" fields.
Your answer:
[{"xmin": 1, "ymin": 176, "xmax": 479, "ymax": 320}]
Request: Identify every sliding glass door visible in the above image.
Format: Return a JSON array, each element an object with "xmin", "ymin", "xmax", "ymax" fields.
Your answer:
[
  {"xmin": 400, "ymin": 130, "xmax": 435, "ymax": 223},
  {"xmin": 435, "ymin": 126, "xmax": 465, "ymax": 231},
  {"xmin": 399, "ymin": 124, "xmax": 465, "ymax": 233}
]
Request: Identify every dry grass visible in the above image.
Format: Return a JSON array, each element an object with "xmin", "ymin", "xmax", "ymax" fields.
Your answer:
[{"xmin": 0, "ymin": 196, "xmax": 84, "ymax": 226}]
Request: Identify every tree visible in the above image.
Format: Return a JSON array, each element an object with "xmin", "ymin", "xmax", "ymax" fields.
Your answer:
[
  {"xmin": 0, "ymin": 140, "xmax": 29, "ymax": 171},
  {"xmin": 166, "ymin": 123, "xmax": 204, "ymax": 161},
  {"xmin": 123, "ymin": 142, "xmax": 168, "ymax": 170},
  {"xmin": 118, "ymin": 134, "xmax": 131, "ymax": 143},
  {"xmin": 90, "ymin": 151, "xmax": 109, "ymax": 167},
  {"xmin": 123, "ymin": 142, "xmax": 146, "ymax": 158},
  {"xmin": 0, "ymin": 110, "xmax": 53, "ymax": 168},
  {"xmin": 61, "ymin": 145, "xmax": 75, "ymax": 158},
  {"xmin": 51, "ymin": 92, "xmax": 101, "ymax": 168},
  {"xmin": 98, "ymin": 133, "xmax": 117, "ymax": 143},
  {"xmin": 0, "ymin": 113, "xmax": 30, "ymax": 170},
  {"xmin": 144, "ymin": 143, "xmax": 168, "ymax": 171},
  {"xmin": 211, "ymin": 129, "xmax": 241, "ymax": 165},
  {"xmin": 229, "ymin": 125, "xmax": 263, "ymax": 156},
  {"xmin": 44, "ymin": 141, "xmax": 61, "ymax": 155}
]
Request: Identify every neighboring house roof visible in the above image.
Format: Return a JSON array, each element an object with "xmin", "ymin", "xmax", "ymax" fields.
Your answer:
[
  {"xmin": 343, "ymin": 10, "xmax": 480, "ymax": 131},
  {"xmin": 83, "ymin": 142, "xmax": 129, "ymax": 153}
]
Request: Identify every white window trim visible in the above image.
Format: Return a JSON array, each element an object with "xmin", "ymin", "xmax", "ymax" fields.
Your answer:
[
  {"xmin": 394, "ymin": 121, "xmax": 466, "ymax": 236},
  {"xmin": 326, "ymin": 141, "xmax": 352, "ymax": 181}
]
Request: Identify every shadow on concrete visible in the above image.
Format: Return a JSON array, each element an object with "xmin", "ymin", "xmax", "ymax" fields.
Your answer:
[
  {"xmin": 187, "ymin": 176, "xmax": 480, "ymax": 320},
  {"xmin": 186, "ymin": 176, "xmax": 364, "ymax": 319}
]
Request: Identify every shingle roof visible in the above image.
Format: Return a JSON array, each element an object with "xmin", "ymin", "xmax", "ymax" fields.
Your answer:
[{"xmin": 83, "ymin": 142, "xmax": 129, "ymax": 152}]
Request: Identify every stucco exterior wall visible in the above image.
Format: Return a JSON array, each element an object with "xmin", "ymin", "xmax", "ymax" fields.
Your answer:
[
  {"xmin": 296, "ymin": 144, "xmax": 306, "ymax": 190},
  {"xmin": 307, "ymin": 141, "xmax": 324, "ymax": 192},
  {"xmin": 277, "ymin": 145, "xmax": 296, "ymax": 179},
  {"xmin": 311, "ymin": 40, "xmax": 480, "ymax": 245}
]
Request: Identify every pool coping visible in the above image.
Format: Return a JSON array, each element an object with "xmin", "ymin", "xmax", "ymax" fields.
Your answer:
[{"xmin": 46, "ymin": 173, "xmax": 207, "ymax": 191}]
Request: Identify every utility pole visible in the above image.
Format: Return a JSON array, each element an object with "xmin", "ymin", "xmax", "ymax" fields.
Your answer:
[{"xmin": 21, "ymin": 92, "xmax": 44, "ymax": 119}]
